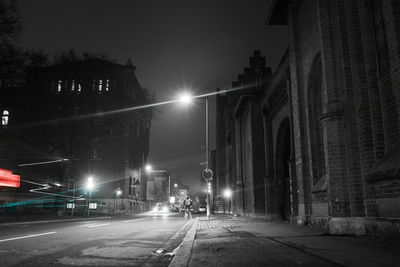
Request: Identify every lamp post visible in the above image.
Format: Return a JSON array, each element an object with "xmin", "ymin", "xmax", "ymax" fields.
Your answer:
[
  {"xmin": 86, "ymin": 176, "xmax": 95, "ymax": 216},
  {"xmin": 223, "ymin": 188, "xmax": 233, "ymax": 214},
  {"xmin": 178, "ymin": 93, "xmax": 211, "ymax": 219},
  {"xmin": 114, "ymin": 188, "xmax": 122, "ymax": 213},
  {"xmin": 205, "ymin": 97, "xmax": 211, "ymax": 219}
]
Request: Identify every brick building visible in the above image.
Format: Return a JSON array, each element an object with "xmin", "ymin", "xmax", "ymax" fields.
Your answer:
[
  {"xmin": 0, "ymin": 58, "xmax": 151, "ymax": 215},
  {"xmin": 216, "ymin": 0, "xmax": 400, "ymax": 238}
]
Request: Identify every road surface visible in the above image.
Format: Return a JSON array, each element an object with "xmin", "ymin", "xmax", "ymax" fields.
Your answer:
[{"xmin": 0, "ymin": 213, "xmax": 192, "ymax": 266}]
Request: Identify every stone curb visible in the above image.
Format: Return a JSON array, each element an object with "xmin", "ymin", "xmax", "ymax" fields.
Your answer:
[
  {"xmin": 0, "ymin": 216, "xmax": 112, "ymax": 226},
  {"xmin": 169, "ymin": 217, "xmax": 198, "ymax": 267}
]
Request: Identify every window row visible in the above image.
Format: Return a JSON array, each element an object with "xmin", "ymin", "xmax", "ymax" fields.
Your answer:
[
  {"xmin": 1, "ymin": 110, "xmax": 9, "ymax": 126},
  {"xmin": 50, "ymin": 79, "xmax": 116, "ymax": 93}
]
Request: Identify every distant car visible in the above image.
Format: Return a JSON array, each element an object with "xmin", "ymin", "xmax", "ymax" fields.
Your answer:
[
  {"xmin": 153, "ymin": 202, "xmax": 169, "ymax": 213},
  {"xmin": 198, "ymin": 206, "xmax": 206, "ymax": 213},
  {"xmin": 170, "ymin": 205, "xmax": 179, "ymax": 212}
]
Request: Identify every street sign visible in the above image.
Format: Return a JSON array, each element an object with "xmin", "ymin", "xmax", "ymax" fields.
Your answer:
[{"xmin": 202, "ymin": 169, "xmax": 213, "ymax": 180}]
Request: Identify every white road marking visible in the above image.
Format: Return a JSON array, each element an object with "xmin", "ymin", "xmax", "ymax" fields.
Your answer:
[
  {"xmin": 80, "ymin": 224, "xmax": 96, "ymax": 227},
  {"xmin": 87, "ymin": 223, "xmax": 110, "ymax": 228},
  {"xmin": 122, "ymin": 218, "xmax": 149, "ymax": 223},
  {"xmin": 0, "ymin": 231, "xmax": 57, "ymax": 243}
]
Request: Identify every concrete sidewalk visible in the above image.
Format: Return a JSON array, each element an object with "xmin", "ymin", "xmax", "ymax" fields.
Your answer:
[{"xmin": 171, "ymin": 214, "xmax": 400, "ymax": 267}]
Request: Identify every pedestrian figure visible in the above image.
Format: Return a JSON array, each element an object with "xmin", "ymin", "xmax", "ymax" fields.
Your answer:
[{"xmin": 184, "ymin": 196, "xmax": 192, "ymax": 219}]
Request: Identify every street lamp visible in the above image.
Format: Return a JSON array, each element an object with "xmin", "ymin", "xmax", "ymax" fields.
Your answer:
[
  {"xmin": 178, "ymin": 92, "xmax": 193, "ymax": 105},
  {"xmin": 86, "ymin": 176, "xmax": 95, "ymax": 216},
  {"xmin": 178, "ymin": 93, "xmax": 211, "ymax": 219},
  {"xmin": 223, "ymin": 188, "xmax": 232, "ymax": 214},
  {"xmin": 114, "ymin": 188, "xmax": 122, "ymax": 213}
]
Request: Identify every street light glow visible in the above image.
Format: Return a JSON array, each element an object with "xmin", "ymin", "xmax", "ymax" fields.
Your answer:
[
  {"xmin": 116, "ymin": 189, "xmax": 122, "ymax": 196},
  {"xmin": 86, "ymin": 176, "xmax": 95, "ymax": 191},
  {"xmin": 223, "ymin": 189, "xmax": 232, "ymax": 198},
  {"xmin": 178, "ymin": 93, "xmax": 193, "ymax": 105},
  {"xmin": 145, "ymin": 164, "xmax": 152, "ymax": 172},
  {"xmin": 174, "ymin": 183, "xmax": 178, "ymax": 187}
]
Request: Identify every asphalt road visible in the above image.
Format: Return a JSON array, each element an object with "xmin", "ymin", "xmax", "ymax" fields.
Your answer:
[{"xmin": 0, "ymin": 212, "xmax": 193, "ymax": 266}]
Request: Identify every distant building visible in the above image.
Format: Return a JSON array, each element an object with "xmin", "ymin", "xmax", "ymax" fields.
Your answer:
[
  {"xmin": 145, "ymin": 170, "xmax": 169, "ymax": 209},
  {"xmin": 0, "ymin": 58, "xmax": 152, "ymax": 215}
]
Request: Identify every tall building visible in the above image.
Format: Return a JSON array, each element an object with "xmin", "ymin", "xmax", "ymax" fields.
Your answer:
[{"xmin": 0, "ymin": 58, "xmax": 152, "ymax": 214}]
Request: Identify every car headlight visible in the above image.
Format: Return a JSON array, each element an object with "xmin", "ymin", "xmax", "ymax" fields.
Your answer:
[
  {"xmin": 153, "ymin": 207, "xmax": 158, "ymax": 212},
  {"xmin": 162, "ymin": 206, "xmax": 168, "ymax": 212}
]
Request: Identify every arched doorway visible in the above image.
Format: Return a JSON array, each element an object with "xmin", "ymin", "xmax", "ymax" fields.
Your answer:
[{"xmin": 275, "ymin": 118, "xmax": 292, "ymax": 220}]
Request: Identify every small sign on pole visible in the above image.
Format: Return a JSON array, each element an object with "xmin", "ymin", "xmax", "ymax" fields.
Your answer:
[{"xmin": 202, "ymin": 169, "xmax": 213, "ymax": 181}]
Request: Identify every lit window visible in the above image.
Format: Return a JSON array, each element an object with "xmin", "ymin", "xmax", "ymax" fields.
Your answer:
[
  {"xmin": 57, "ymin": 80, "xmax": 62, "ymax": 92},
  {"xmin": 99, "ymin": 80, "xmax": 103, "ymax": 91},
  {"xmin": 105, "ymin": 79, "xmax": 110, "ymax": 91},
  {"xmin": 2, "ymin": 110, "xmax": 9, "ymax": 126},
  {"xmin": 77, "ymin": 83, "xmax": 81, "ymax": 92},
  {"xmin": 71, "ymin": 80, "xmax": 75, "ymax": 91}
]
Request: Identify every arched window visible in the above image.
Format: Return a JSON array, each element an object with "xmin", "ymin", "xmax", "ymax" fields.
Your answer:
[{"xmin": 1, "ymin": 110, "xmax": 9, "ymax": 126}]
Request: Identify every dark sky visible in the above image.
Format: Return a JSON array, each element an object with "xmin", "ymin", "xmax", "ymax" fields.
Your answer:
[{"xmin": 18, "ymin": 0, "xmax": 287, "ymax": 193}]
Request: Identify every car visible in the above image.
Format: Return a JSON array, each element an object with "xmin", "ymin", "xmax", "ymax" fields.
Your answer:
[
  {"xmin": 170, "ymin": 205, "xmax": 179, "ymax": 212},
  {"xmin": 198, "ymin": 206, "xmax": 206, "ymax": 213},
  {"xmin": 152, "ymin": 202, "xmax": 169, "ymax": 213}
]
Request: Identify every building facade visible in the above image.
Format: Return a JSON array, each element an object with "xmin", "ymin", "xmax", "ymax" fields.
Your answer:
[
  {"xmin": 216, "ymin": 0, "xmax": 400, "ymax": 238},
  {"xmin": 0, "ymin": 58, "xmax": 151, "ymax": 215}
]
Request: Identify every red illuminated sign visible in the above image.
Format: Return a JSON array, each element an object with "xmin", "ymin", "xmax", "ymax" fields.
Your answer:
[{"xmin": 0, "ymin": 168, "xmax": 20, "ymax": 187}]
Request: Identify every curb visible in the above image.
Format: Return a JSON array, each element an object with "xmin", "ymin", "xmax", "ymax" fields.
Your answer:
[
  {"xmin": 169, "ymin": 217, "xmax": 198, "ymax": 267},
  {"xmin": 0, "ymin": 216, "xmax": 112, "ymax": 226}
]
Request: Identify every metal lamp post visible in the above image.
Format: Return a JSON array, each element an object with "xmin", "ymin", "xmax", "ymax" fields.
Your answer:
[{"xmin": 205, "ymin": 97, "xmax": 211, "ymax": 219}]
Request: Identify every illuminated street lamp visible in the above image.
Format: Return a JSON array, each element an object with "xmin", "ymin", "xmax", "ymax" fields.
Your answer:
[
  {"xmin": 223, "ymin": 188, "xmax": 233, "ymax": 214},
  {"xmin": 178, "ymin": 92, "xmax": 193, "ymax": 105},
  {"xmin": 86, "ymin": 176, "xmax": 95, "ymax": 216},
  {"xmin": 145, "ymin": 164, "xmax": 152, "ymax": 173},
  {"xmin": 223, "ymin": 189, "xmax": 232, "ymax": 198},
  {"xmin": 116, "ymin": 189, "xmax": 122, "ymax": 196},
  {"xmin": 114, "ymin": 188, "xmax": 122, "ymax": 213},
  {"xmin": 178, "ymin": 92, "xmax": 211, "ymax": 218}
]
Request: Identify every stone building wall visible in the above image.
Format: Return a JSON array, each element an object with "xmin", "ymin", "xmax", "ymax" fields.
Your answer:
[{"xmin": 267, "ymin": 0, "xmax": 400, "ymax": 237}]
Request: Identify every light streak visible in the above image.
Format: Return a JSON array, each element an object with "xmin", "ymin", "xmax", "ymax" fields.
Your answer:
[
  {"xmin": 13, "ymin": 85, "xmax": 251, "ymax": 129},
  {"xmin": 18, "ymin": 158, "xmax": 69, "ymax": 167}
]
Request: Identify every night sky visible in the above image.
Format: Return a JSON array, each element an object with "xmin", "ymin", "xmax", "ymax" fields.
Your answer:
[{"xmin": 18, "ymin": 0, "xmax": 287, "ymax": 193}]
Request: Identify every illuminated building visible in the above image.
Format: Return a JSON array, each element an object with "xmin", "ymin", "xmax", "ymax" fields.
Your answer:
[{"xmin": 0, "ymin": 58, "xmax": 151, "ymax": 215}]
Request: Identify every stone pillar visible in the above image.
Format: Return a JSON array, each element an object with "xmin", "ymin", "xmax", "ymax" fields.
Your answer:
[
  {"xmin": 318, "ymin": 0, "xmax": 351, "ymax": 217},
  {"xmin": 288, "ymin": 4, "xmax": 312, "ymax": 223},
  {"xmin": 234, "ymin": 117, "xmax": 245, "ymax": 215}
]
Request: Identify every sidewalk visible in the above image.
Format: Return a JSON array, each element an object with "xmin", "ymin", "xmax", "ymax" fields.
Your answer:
[{"xmin": 172, "ymin": 214, "xmax": 400, "ymax": 267}]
